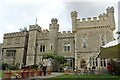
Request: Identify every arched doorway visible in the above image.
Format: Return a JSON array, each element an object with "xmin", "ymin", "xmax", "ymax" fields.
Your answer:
[{"xmin": 80, "ymin": 59, "xmax": 86, "ymax": 68}]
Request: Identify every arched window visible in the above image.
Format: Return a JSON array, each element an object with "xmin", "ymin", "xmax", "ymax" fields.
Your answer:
[
  {"xmin": 101, "ymin": 35, "xmax": 105, "ymax": 46},
  {"xmin": 40, "ymin": 45, "xmax": 46, "ymax": 52},
  {"xmin": 80, "ymin": 59, "xmax": 86, "ymax": 68},
  {"xmin": 82, "ymin": 36, "xmax": 87, "ymax": 48},
  {"xmin": 64, "ymin": 43, "xmax": 71, "ymax": 52}
]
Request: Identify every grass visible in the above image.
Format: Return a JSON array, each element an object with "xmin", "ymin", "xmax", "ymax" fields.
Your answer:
[
  {"xmin": 47, "ymin": 74, "xmax": 120, "ymax": 80},
  {"xmin": 0, "ymin": 71, "xmax": 3, "ymax": 78},
  {"xmin": 1, "ymin": 71, "xmax": 120, "ymax": 80},
  {"xmin": 54, "ymin": 74, "xmax": 119, "ymax": 78}
]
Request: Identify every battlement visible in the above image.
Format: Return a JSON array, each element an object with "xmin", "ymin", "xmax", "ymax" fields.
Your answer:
[
  {"xmin": 71, "ymin": 11, "xmax": 77, "ymax": 18},
  {"xmin": 42, "ymin": 29, "xmax": 49, "ymax": 33},
  {"xmin": 106, "ymin": 6, "xmax": 114, "ymax": 13},
  {"xmin": 51, "ymin": 18, "xmax": 58, "ymax": 24},
  {"xmin": 72, "ymin": 6, "xmax": 115, "ymax": 30},
  {"xmin": 58, "ymin": 31, "xmax": 74, "ymax": 38},
  {"xmin": 29, "ymin": 24, "xmax": 41, "ymax": 32},
  {"xmin": 79, "ymin": 13, "xmax": 107, "ymax": 23},
  {"xmin": 77, "ymin": 12, "xmax": 110, "ymax": 28},
  {"xmin": 37, "ymin": 32, "xmax": 49, "ymax": 40},
  {"xmin": 4, "ymin": 31, "xmax": 28, "ymax": 38}
]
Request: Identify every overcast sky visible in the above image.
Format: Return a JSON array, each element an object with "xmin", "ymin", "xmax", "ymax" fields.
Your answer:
[{"xmin": 0, "ymin": 0, "xmax": 119, "ymax": 43}]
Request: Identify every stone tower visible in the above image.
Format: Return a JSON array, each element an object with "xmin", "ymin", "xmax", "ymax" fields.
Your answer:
[
  {"xmin": 71, "ymin": 11, "xmax": 77, "ymax": 33},
  {"xmin": 49, "ymin": 18, "xmax": 59, "ymax": 54},
  {"xmin": 106, "ymin": 7, "xmax": 115, "ymax": 31},
  {"xmin": 72, "ymin": 6, "xmax": 115, "ymax": 69},
  {"xmin": 26, "ymin": 24, "xmax": 41, "ymax": 65}
]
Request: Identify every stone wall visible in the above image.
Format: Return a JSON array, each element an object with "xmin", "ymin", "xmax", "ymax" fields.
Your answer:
[
  {"xmin": 1, "ymin": 7, "xmax": 115, "ymax": 70},
  {"xmin": 74, "ymin": 7, "xmax": 115, "ymax": 69}
]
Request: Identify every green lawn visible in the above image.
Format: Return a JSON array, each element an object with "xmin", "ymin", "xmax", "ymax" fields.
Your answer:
[
  {"xmin": 48, "ymin": 74, "xmax": 120, "ymax": 80},
  {"xmin": 55, "ymin": 74, "xmax": 119, "ymax": 78},
  {"xmin": 0, "ymin": 71, "xmax": 3, "ymax": 78}
]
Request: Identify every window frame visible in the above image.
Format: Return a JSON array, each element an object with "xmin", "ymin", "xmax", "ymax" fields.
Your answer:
[{"xmin": 64, "ymin": 43, "xmax": 71, "ymax": 52}]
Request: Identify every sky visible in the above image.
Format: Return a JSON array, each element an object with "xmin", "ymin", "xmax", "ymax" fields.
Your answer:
[{"xmin": 0, "ymin": 0, "xmax": 119, "ymax": 43}]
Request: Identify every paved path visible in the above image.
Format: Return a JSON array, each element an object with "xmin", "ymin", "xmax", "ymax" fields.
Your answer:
[
  {"xmin": 1, "ymin": 72, "xmax": 64, "ymax": 80},
  {"xmin": 30, "ymin": 72, "xmax": 64, "ymax": 79}
]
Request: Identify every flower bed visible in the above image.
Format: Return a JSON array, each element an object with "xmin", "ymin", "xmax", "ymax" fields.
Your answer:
[
  {"xmin": 30, "ymin": 70, "xmax": 36, "ymax": 77},
  {"xmin": 36, "ymin": 69, "xmax": 42, "ymax": 76},
  {"xmin": 3, "ymin": 71, "xmax": 12, "ymax": 79}
]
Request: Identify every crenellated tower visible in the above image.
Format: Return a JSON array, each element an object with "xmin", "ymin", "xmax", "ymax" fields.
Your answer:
[
  {"xmin": 73, "ymin": 6, "xmax": 116, "ymax": 69},
  {"xmin": 106, "ymin": 6, "xmax": 115, "ymax": 31},
  {"xmin": 49, "ymin": 18, "xmax": 59, "ymax": 54},
  {"xmin": 26, "ymin": 24, "xmax": 41, "ymax": 65},
  {"xmin": 71, "ymin": 11, "xmax": 77, "ymax": 33}
]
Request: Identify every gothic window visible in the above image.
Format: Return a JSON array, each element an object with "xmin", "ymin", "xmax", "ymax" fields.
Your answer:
[
  {"xmin": 96, "ymin": 58, "xmax": 98, "ymax": 66},
  {"xmin": 90, "ymin": 58, "xmax": 98, "ymax": 67},
  {"xmin": 89, "ymin": 58, "xmax": 92, "ymax": 67},
  {"xmin": 100, "ymin": 58, "xmax": 107, "ymax": 67},
  {"xmin": 40, "ymin": 45, "xmax": 42, "ymax": 52},
  {"xmin": 100, "ymin": 58, "xmax": 103, "ymax": 67},
  {"xmin": 64, "ymin": 43, "xmax": 71, "ymax": 52},
  {"xmin": 50, "ymin": 44, "xmax": 53, "ymax": 50},
  {"xmin": 101, "ymin": 35, "xmax": 105, "ymax": 46},
  {"xmin": 105, "ymin": 35, "xmax": 107, "ymax": 44},
  {"xmin": 80, "ymin": 60, "xmax": 86, "ymax": 68},
  {"xmin": 89, "ymin": 58, "xmax": 106, "ymax": 67},
  {"xmin": 92, "ymin": 58, "xmax": 95, "ymax": 66},
  {"xmin": 103, "ymin": 58, "xmax": 106, "ymax": 67},
  {"xmin": 6, "ymin": 50, "xmax": 16, "ymax": 57},
  {"xmin": 43, "ymin": 45, "xmax": 45, "ymax": 52},
  {"xmin": 70, "ymin": 59, "xmax": 73, "ymax": 67},
  {"xmin": 40, "ymin": 45, "xmax": 46, "ymax": 52},
  {"xmin": 82, "ymin": 36, "xmax": 87, "ymax": 48}
]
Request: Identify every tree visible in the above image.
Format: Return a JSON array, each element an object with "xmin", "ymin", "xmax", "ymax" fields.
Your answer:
[
  {"xmin": 19, "ymin": 27, "xmax": 27, "ymax": 32},
  {"xmin": 42, "ymin": 51, "xmax": 55, "ymax": 59},
  {"xmin": 54, "ymin": 55, "xmax": 66, "ymax": 64},
  {"xmin": 42, "ymin": 51, "xmax": 66, "ymax": 64}
]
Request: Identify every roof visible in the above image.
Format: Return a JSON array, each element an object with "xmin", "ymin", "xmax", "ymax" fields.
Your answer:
[
  {"xmin": 98, "ymin": 39, "xmax": 120, "ymax": 59},
  {"xmin": 102, "ymin": 39, "xmax": 120, "ymax": 48}
]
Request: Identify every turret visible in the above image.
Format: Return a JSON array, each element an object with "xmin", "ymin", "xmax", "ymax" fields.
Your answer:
[
  {"xmin": 49, "ymin": 18, "xmax": 59, "ymax": 29},
  {"xmin": 26, "ymin": 24, "xmax": 41, "ymax": 65},
  {"xmin": 106, "ymin": 6, "xmax": 114, "ymax": 14},
  {"xmin": 49, "ymin": 18, "xmax": 59, "ymax": 53},
  {"xmin": 106, "ymin": 6, "xmax": 115, "ymax": 31},
  {"xmin": 71, "ymin": 11, "xmax": 77, "ymax": 33}
]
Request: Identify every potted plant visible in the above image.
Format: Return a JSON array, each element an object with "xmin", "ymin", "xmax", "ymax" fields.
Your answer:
[
  {"xmin": 63, "ymin": 63, "xmax": 69, "ymax": 74},
  {"xmin": 22, "ymin": 70, "xmax": 29, "ymax": 78},
  {"xmin": 3, "ymin": 63, "xmax": 12, "ymax": 79},
  {"xmin": 30, "ymin": 64, "xmax": 38, "ymax": 77},
  {"xmin": 3, "ymin": 71, "xmax": 12, "ymax": 79}
]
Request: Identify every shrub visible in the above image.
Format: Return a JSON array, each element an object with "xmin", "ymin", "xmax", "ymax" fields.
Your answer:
[
  {"xmin": 2, "ymin": 63, "xmax": 8, "ymax": 70},
  {"xmin": 30, "ymin": 64, "xmax": 39, "ymax": 69},
  {"xmin": 8, "ymin": 65, "xmax": 19, "ymax": 70},
  {"xmin": 2, "ymin": 63, "xmax": 19, "ymax": 70}
]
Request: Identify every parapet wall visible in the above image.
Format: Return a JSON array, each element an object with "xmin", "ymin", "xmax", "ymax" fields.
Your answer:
[
  {"xmin": 42, "ymin": 29, "xmax": 49, "ymax": 33},
  {"xmin": 58, "ymin": 31, "xmax": 74, "ymax": 38},
  {"xmin": 29, "ymin": 24, "xmax": 41, "ymax": 32},
  {"xmin": 75, "ymin": 7, "xmax": 115, "ymax": 29},
  {"xmin": 77, "ymin": 13, "xmax": 108, "ymax": 27},
  {"xmin": 4, "ymin": 31, "xmax": 28, "ymax": 38}
]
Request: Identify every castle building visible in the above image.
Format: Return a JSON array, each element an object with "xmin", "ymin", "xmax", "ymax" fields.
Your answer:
[
  {"xmin": 2, "ymin": 7, "xmax": 115, "ymax": 70},
  {"xmin": 0, "ymin": 43, "xmax": 2, "ymax": 61}
]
